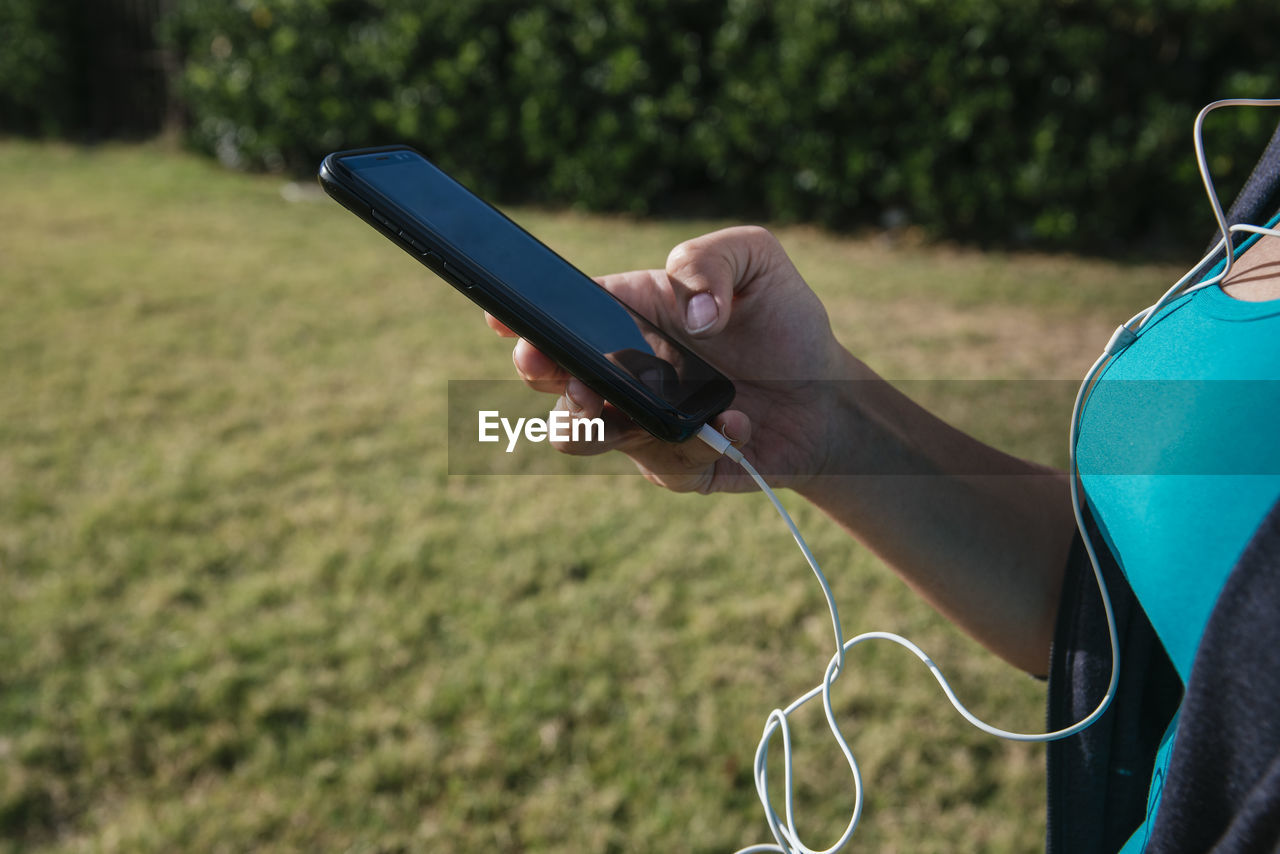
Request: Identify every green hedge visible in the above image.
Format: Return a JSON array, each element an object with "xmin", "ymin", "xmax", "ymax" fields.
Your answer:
[
  {"xmin": 0, "ymin": 0, "xmax": 77, "ymax": 135},
  {"xmin": 10, "ymin": 0, "xmax": 1280, "ymax": 246},
  {"xmin": 160, "ymin": 0, "xmax": 723, "ymax": 213},
  {"xmin": 700, "ymin": 0, "xmax": 1280, "ymax": 244}
]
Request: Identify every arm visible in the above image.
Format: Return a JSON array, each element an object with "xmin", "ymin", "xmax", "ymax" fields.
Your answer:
[
  {"xmin": 792, "ymin": 359, "xmax": 1075, "ymax": 676},
  {"xmin": 491, "ymin": 226, "xmax": 1076, "ymax": 675}
]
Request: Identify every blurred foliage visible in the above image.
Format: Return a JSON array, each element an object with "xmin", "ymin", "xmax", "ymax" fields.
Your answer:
[
  {"xmin": 159, "ymin": 0, "xmax": 723, "ymax": 214},
  {"xmin": 697, "ymin": 0, "xmax": 1280, "ymax": 245},
  {"xmin": 0, "ymin": 0, "xmax": 77, "ymax": 134},
  {"xmin": 5, "ymin": 0, "xmax": 1280, "ymax": 246}
]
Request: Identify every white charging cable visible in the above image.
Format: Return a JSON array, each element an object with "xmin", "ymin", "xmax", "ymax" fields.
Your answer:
[
  {"xmin": 1130, "ymin": 98, "xmax": 1280, "ymax": 332},
  {"xmin": 697, "ymin": 98, "xmax": 1280, "ymax": 854},
  {"xmin": 697, "ymin": 421, "xmax": 1119, "ymax": 854}
]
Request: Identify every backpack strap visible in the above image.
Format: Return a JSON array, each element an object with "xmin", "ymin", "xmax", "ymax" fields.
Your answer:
[
  {"xmin": 1227, "ymin": 119, "xmax": 1280, "ymax": 228},
  {"xmin": 1205, "ymin": 118, "xmax": 1280, "ymax": 256}
]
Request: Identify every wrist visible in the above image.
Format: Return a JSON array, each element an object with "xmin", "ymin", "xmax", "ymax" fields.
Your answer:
[{"xmin": 785, "ymin": 348, "xmax": 879, "ymax": 495}]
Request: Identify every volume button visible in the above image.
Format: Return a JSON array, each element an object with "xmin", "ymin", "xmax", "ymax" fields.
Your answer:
[
  {"xmin": 370, "ymin": 208, "xmax": 393, "ymax": 228},
  {"xmin": 442, "ymin": 261, "xmax": 473, "ymax": 291},
  {"xmin": 421, "ymin": 252, "xmax": 468, "ymax": 290}
]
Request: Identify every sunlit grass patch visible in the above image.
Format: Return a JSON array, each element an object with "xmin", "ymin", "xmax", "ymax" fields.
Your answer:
[{"xmin": 0, "ymin": 141, "xmax": 1186, "ymax": 852}]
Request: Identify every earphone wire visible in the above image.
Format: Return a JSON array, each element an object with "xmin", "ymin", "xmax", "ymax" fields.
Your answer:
[
  {"xmin": 710, "ymin": 429, "xmax": 1119, "ymax": 854},
  {"xmin": 1136, "ymin": 99, "xmax": 1280, "ymax": 332},
  {"xmin": 710, "ymin": 98, "xmax": 1280, "ymax": 854}
]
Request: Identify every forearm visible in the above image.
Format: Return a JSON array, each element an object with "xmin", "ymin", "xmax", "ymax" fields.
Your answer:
[{"xmin": 793, "ymin": 351, "xmax": 1076, "ymax": 676}]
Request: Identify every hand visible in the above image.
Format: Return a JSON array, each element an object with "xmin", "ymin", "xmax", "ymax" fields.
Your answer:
[
  {"xmin": 490, "ymin": 225, "xmax": 1077, "ymax": 675},
  {"xmin": 487, "ymin": 226, "xmax": 855, "ymax": 493}
]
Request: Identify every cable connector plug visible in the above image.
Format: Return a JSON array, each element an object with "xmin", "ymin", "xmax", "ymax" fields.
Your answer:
[
  {"xmin": 1104, "ymin": 323, "xmax": 1138, "ymax": 356},
  {"xmin": 696, "ymin": 422, "xmax": 734, "ymax": 455},
  {"xmin": 696, "ymin": 422, "xmax": 745, "ymax": 463}
]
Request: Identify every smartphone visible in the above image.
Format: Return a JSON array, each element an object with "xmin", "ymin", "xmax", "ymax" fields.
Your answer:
[{"xmin": 318, "ymin": 145, "xmax": 735, "ymax": 443}]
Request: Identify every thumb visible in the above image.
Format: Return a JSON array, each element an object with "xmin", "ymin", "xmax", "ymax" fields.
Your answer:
[{"xmin": 665, "ymin": 225, "xmax": 782, "ymax": 338}]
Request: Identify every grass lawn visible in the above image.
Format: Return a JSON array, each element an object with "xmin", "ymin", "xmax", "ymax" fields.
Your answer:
[{"xmin": 0, "ymin": 141, "xmax": 1186, "ymax": 853}]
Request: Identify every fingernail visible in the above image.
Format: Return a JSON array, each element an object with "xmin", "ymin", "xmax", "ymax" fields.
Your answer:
[
  {"xmin": 686, "ymin": 292, "xmax": 718, "ymax": 334},
  {"xmin": 564, "ymin": 382, "xmax": 585, "ymax": 414}
]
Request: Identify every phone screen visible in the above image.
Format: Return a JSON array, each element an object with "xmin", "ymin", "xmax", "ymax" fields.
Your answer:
[{"xmin": 336, "ymin": 150, "xmax": 732, "ymax": 424}]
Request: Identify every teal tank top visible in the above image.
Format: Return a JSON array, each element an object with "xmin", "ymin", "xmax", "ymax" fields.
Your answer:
[{"xmin": 1076, "ymin": 222, "xmax": 1280, "ymax": 851}]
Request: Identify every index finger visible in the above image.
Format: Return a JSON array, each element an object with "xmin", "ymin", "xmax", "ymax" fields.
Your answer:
[{"xmin": 484, "ymin": 312, "xmax": 518, "ymax": 338}]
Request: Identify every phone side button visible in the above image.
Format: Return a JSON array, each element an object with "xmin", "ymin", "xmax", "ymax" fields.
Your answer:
[
  {"xmin": 442, "ymin": 262, "xmax": 473, "ymax": 291},
  {"xmin": 422, "ymin": 253, "xmax": 470, "ymax": 290},
  {"xmin": 398, "ymin": 231, "xmax": 427, "ymax": 253},
  {"xmin": 370, "ymin": 208, "xmax": 394, "ymax": 228},
  {"xmin": 422, "ymin": 251, "xmax": 449, "ymax": 278}
]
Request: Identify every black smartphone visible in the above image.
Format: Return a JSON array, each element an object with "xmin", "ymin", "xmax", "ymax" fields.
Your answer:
[{"xmin": 318, "ymin": 145, "xmax": 735, "ymax": 443}]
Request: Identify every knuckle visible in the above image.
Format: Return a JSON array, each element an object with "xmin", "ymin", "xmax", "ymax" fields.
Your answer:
[{"xmin": 665, "ymin": 240, "xmax": 699, "ymax": 275}]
